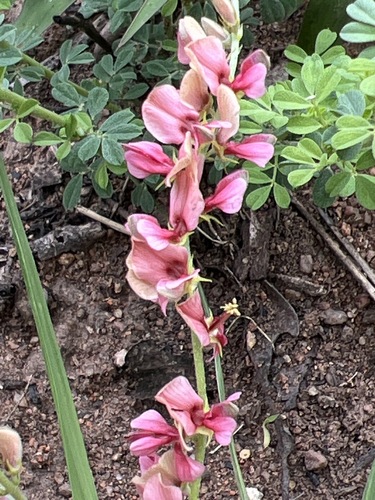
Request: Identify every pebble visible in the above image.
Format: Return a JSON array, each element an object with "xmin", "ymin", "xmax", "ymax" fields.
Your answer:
[
  {"xmin": 300, "ymin": 254, "xmax": 313, "ymax": 274},
  {"xmin": 246, "ymin": 487, "xmax": 263, "ymax": 500},
  {"xmin": 57, "ymin": 253, "xmax": 75, "ymax": 266},
  {"xmin": 321, "ymin": 309, "xmax": 348, "ymax": 325},
  {"xmin": 355, "ymin": 294, "xmax": 370, "ymax": 309},
  {"xmin": 113, "ymin": 308, "xmax": 123, "ymax": 319},
  {"xmin": 304, "ymin": 450, "xmax": 328, "ymax": 471},
  {"xmin": 359, "ymin": 336, "xmax": 366, "ymax": 346},
  {"xmin": 308, "ymin": 386, "xmax": 319, "ymax": 396}
]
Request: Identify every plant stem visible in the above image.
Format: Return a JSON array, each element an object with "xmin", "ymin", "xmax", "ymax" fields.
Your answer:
[
  {"xmin": 215, "ymin": 356, "xmax": 248, "ymax": 500},
  {"xmin": 0, "ymin": 470, "xmax": 26, "ymax": 500},
  {"xmin": 189, "ymin": 329, "xmax": 208, "ymax": 500},
  {"xmin": 0, "ymin": 86, "xmax": 67, "ymax": 126}
]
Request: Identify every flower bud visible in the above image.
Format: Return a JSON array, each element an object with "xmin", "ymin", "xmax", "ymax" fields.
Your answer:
[
  {"xmin": 211, "ymin": 0, "xmax": 238, "ymax": 26},
  {"xmin": 0, "ymin": 426, "xmax": 22, "ymax": 473}
]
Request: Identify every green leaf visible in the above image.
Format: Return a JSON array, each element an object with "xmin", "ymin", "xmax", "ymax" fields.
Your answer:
[
  {"xmin": 94, "ymin": 162, "xmax": 109, "ymax": 189},
  {"xmin": 360, "ymin": 75, "xmax": 375, "ymax": 96},
  {"xmin": 246, "ymin": 185, "xmax": 272, "ymax": 210},
  {"xmin": 340, "ymin": 21, "xmax": 375, "ymax": 42},
  {"xmin": 0, "ymin": 46, "xmax": 22, "ymax": 65},
  {"xmin": 287, "ymin": 116, "xmax": 321, "ymax": 134},
  {"xmin": 262, "ymin": 414, "xmax": 279, "ymax": 448},
  {"xmin": 282, "ymin": 146, "xmax": 316, "ymax": 165},
  {"xmin": 245, "ymin": 166, "xmax": 272, "ymax": 184},
  {"xmin": 143, "ymin": 60, "xmax": 171, "ymax": 77},
  {"xmin": 124, "ymin": 83, "xmax": 149, "ymax": 100},
  {"xmin": 101, "ymin": 137, "xmax": 125, "ymax": 166},
  {"xmin": 273, "ymin": 90, "xmax": 311, "ymax": 110},
  {"xmin": 15, "ymin": 0, "xmax": 76, "ymax": 35},
  {"xmin": 63, "ymin": 174, "xmax": 83, "ymax": 210},
  {"xmin": 100, "ymin": 109, "xmax": 134, "ymax": 132},
  {"xmin": 260, "ymin": 0, "xmax": 302, "ymax": 23},
  {"xmin": 284, "ymin": 44, "xmax": 308, "ymax": 63},
  {"xmin": 320, "ymin": 45, "xmax": 346, "ymax": 64},
  {"xmin": 0, "ymin": 118, "xmax": 14, "ymax": 133},
  {"xmin": 363, "ymin": 459, "xmax": 375, "ymax": 500},
  {"xmin": 336, "ymin": 115, "xmax": 371, "ymax": 129},
  {"xmin": 77, "ymin": 135, "xmax": 101, "ymax": 162},
  {"xmin": 337, "ymin": 90, "xmax": 366, "ymax": 116},
  {"xmin": 86, "ymin": 87, "xmax": 109, "ymax": 118},
  {"xmin": 355, "ymin": 174, "xmax": 375, "ymax": 209},
  {"xmin": 325, "ymin": 171, "xmax": 353, "ymax": 196},
  {"xmin": 117, "ymin": 0, "xmax": 168, "ymax": 48},
  {"xmin": 315, "ymin": 66, "xmax": 341, "ymax": 103},
  {"xmin": 356, "ymin": 150, "xmax": 375, "ymax": 171},
  {"xmin": 60, "ymin": 150, "xmax": 88, "ymax": 174},
  {"xmin": 140, "ymin": 186, "xmax": 155, "ymax": 213},
  {"xmin": 107, "ymin": 163, "xmax": 126, "ymax": 175},
  {"xmin": 60, "ymin": 41, "xmax": 94, "ymax": 65},
  {"xmin": 13, "ymin": 122, "xmax": 33, "ymax": 143},
  {"xmin": 347, "ymin": 0, "xmax": 375, "ymax": 25},
  {"xmin": 288, "ymin": 168, "xmax": 316, "ymax": 187},
  {"xmin": 273, "ymin": 183, "xmax": 291, "ymax": 208},
  {"xmin": 239, "ymin": 121, "xmax": 263, "ymax": 134},
  {"xmin": 52, "ymin": 83, "xmax": 81, "ymax": 107},
  {"xmin": 314, "ymin": 29, "xmax": 337, "ymax": 54},
  {"xmin": 0, "ymin": 159, "xmax": 98, "ymax": 500},
  {"xmin": 313, "ymin": 168, "xmax": 336, "ymax": 207},
  {"xmin": 162, "ymin": 0, "xmax": 178, "ymax": 16},
  {"xmin": 298, "ymin": 138, "xmax": 323, "ymax": 159},
  {"xmin": 301, "ymin": 54, "xmax": 324, "ymax": 95},
  {"xmin": 33, "ymin": 131, "xmax": 63, "ymax": 146},
  {"xmin": 92, "ymin": 177, "xmax": 113, "ymax": 199},
  {"xmin": 331, "ymin": 129, "xmax": 372, "ymax": 150},
  {"xmin": 17, "ymin": 98, "xmax": 39, "ymax": 118},
  {"xmin": 56, "ymin": 141, "xmax": 71, "ymax": 161}
]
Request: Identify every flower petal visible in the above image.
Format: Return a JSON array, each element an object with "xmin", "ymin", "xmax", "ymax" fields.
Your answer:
[
  {"xmin": 205, "ymin": 170, "xmax": 248, "ymax": 214},
  {"xmin": 124, "ymin": 141, "xmax": 174, "ymax": 179},
  {"xmin": 225, "ymin": 135, "xmax": 275, "ymax": 166}
]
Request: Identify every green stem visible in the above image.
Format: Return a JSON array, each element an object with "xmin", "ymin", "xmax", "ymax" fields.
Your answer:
[
  {"xmin": 0, "ymin": 470, "xmax": 27, "ymax": 500},
  {"xmin": 0, "ymin": 86, "xmax": 67, "ymax": 127},
  {"xmin": 215, "ymin": 356, "xmax": 248, "ymax": 500},
  {"xmin": 189, "ymin": 330, "xmax": 208, "ymax": 500}
]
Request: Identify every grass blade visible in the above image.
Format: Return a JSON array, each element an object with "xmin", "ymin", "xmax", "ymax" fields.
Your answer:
[
  {"xmin": 117, "ymin": 0, "xmax": 168, "ymax": 48},
  {"xmin": 0, "ymin": 157, "xmax": 98, "ymax": 500}
]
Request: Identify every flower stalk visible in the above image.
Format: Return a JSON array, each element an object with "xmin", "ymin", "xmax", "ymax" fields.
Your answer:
[{"xmin": 0, "ymin": 469, "xmax": 26, "ymax": 500}]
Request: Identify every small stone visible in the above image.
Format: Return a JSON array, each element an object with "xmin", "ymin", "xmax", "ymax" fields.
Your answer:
[
  {"xmin": 304, "ymin": 450, "xmax": 328, "ymax": 471},
  {"xmin": 321, "ymin": 309, "xmax": 348, "ymax": 325},
  {"xmin": 114, "ymin": 282, "xmax": 122, "ymax": 293},
  {"xmin": 300, "ymin": 254, "xmax": 313, "ymax": 274},
  {"xmin": 341, "ymin": 222, "xmax": 351, "ymax": 237},
  {"xmin": 359, "ymin": 336, "xmax": 366, "ymax": 346},
  {"xmin": 247, "ymin": 330, "xmax": 256, "ymax": 350},
  {"xmin": 113, "ymin": 349, "xmax": 127, "ymax": 367},
  {"xmin": 76, "ymin": 308, "xmax": 86, "ymax": 319},
  {"xmin": 57, "ymin": 253, "xmax": 75, "ymax": 266},
  {"xmin": 113, "ymin": 308, "xmax": 123, "ymax": 319},
  {"xmin": 284, "ymin": 289, "xmax": 302, "ymax": 300},
  {"xmin": 58, "ymin": 483, "xmax": 72, "ymax": 498},
  {"xmin": 240, "ymin": 448, "xmax": 251, "ymax": 459},
  {"xmin": 363, "ymin": 309, "xmax": 375, "ymax": 325},
  {"xmin": 308, "ymin": 386, "xmax": 319, "ymax": 396},
  {"xmin": 342, "ymin": 326, "xmax": 354, "ymax": 341},
  {"xmin": 355, "ymin": 294, "xmax": 370, "ymax": 309},
  {"xmin": 246, "ymin": 487, "xmax": 263, "ymax": 500}
]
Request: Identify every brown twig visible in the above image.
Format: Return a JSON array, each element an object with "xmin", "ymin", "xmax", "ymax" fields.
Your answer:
[
  {"xmin": 292, "ymin": 198, "xmax": 375, "ymax": 302},
  {"xmin": 75, "ymin": 206, "xmax": 128, "ymax": 235}
]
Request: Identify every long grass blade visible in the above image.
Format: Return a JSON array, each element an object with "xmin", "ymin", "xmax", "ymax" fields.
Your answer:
[{"xmin": 0, "ymin": 157, "xmax": 98, "ymax": 500}]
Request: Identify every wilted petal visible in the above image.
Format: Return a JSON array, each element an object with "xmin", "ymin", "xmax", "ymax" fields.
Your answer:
[
  {"xmin": 178, "ymin": 16, "xmax": 206, "ymax": 64},
  {"xmin": 176, "ymin": 291, "xmax": 211, "ymax": 346},
  {"xmin": 225, "ymin": 134, "xmax": 276, "ymax": 166},
  {"xmin": 173, "ymin": 444, "xmax": 205, "ymax": 483},
  {"xmin": 124, "ymin": 141, "xmax": 174, "ymax": 179},
  {"xmin": 216, "ymin": 84, "xmax": 240, "ymax": 145},
  {"xmin": 143, "ymin": 474, "xmax": 183, "ymax": 500},
  {"xmin": 185, "ymin": 37, "xmax": 230, "ymax": 96},
  {"xmin": 180, "ymin": 69, "xmax": 210, "ymax": 113},
  {"xmin": 156, "ymin": 377, "xmax": 204, "ymax": 436},
  {"xmin": 205, "ymin": 170, "xmax": 248, "ymax": 214},
  {"xmin": 142, "ymin": 85, "xmax": 200, "ymax": 144}
]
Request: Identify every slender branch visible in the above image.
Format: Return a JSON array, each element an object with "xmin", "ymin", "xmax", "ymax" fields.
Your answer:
[
  {"xmin": 0, "ymin": 86, "xmax": 67, "ymax": 127},
  {"xmin": 0, "ymin": 470, "xmax": 26, "ymax": 500},
  {"xmin": 75, "ymin": 206, "xmax": 128, "ymax": 234}
]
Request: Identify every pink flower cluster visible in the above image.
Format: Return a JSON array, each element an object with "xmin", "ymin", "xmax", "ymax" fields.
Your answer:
[{"xmin": 129, "ymin": 376, "xmax": 240, "ymax": 498}]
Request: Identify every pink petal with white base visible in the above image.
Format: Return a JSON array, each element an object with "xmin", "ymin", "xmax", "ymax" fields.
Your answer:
[
  {"xmin": 225, "ymin": 135, "xmax": 275, "ymax": 166},
  {"xmin": 231, "ymin": 60, "xmax": 267, "ymax": 98},
  {"xmin": 216, "ymin": 84, "xmax": 240, "ymax": 145},
  {"xmin": 205, "ymin": 170, "xmax": 248, "ymax": 214},
  {"xmin": 142, "ymin": 85, "xmax": 200, "ymax": 144},
  {"xmin": 180, "ymin": 69, "xmax": 210, "ymax": 112},
  {"xmin": 143, "ymin": 474, "xmax": 183, "ymax": 500},
  {"xmin": 177, "ymin": 16, "xmax": 206, "ymax": 64},
  {"xmin": 185, "ymin": 37, "xmax": 230, "ymax": 95},
  {"xmin": 174, "ymin": 444, "xmax": 205, "ymax": 482},
  {"xmin": 124, "ymin": 141, "xmax": 174, "ymax": 179}
]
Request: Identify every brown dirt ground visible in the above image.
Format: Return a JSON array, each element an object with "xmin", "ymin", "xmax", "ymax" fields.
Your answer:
[{"xmin": 1, "ymin": 2, "xmax": 375, "ymax": 500}]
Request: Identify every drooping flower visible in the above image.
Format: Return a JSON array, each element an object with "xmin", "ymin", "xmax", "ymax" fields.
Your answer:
[
  {"xmin": 126, "ymin": 235, "xmax": 200, "ymax": 314},
  {"xmin": 204, "ymin": 169, "xmax": 249, "ymax": 214},
  {"xmin": 123, "ymin": 141, "xmax": 174, "ymax": 179},
  {"xmin": 156, "ymin": 376, "xmax": 241, "ymax": 445},
  {"xmin": 129, "ymin": 410, "xmax": 180, "ymax": 456},
  {"xmin": 185, "ymin": 37, "xmax": 269, "ymax": 98}
]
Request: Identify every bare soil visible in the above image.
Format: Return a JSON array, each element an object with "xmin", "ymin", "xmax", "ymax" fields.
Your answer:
[{"xmin": 1, "ymin": 3, "xmax": 375, "ymax": 500}]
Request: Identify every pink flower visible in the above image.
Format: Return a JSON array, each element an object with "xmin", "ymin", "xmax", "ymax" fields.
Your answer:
[
  {"xmin": 177, "ymin": 16, "xmax": 206, "ymax": 64},
  {"xmin": 156, "ymin": 376, "xmax": 240, "ymax": 445},
  {"xmin": 133, "ymin": 447, "xmax": 204, "ymax": 499},
  {"xmin": 225, "ymin": 134, "xmax": 276, "ymax": 166},
  {"xmin": 211, "ymin": 0, "xmax": 238, "ymax": 26},
  {"xmin": 168, "ymin": 135, "xmax": 205, "ymax": 237},
  {"xmin": 142, "ymin": 85, "xmax": 201, "ymax": 145},
  {"xmin": 126, "ymin": 236, "xmax": 200, "ymax": 314},
  {"xmin": 123, "ymin": 141, "xmax": 174, "ymax": 179},
  {"xmin": 185, "ymin": 37, "xmax": 269, "ymax": 98},
  {"xmin": 204, "ymin": 169, "xmax": 248, "ymax": 214},
  {"xmin": 0, "ymin": 426, "xmax": 22, "ymax": 473},
  {"xmin": 129, "ymin": 410, "xmax": 180, "ymax": 456},
  {"xmin": 126, "ymin": 214, "xmax": 182, "ymax": 250}
]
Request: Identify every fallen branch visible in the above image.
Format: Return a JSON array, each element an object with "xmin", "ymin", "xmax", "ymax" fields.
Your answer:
[
  {"xmin": 292, "ymin": 198, "xmax": 375, "ymax": 302},
  {"xmin": 76, "ymin": 205, "xmax": 128, "ymax": 235}
]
